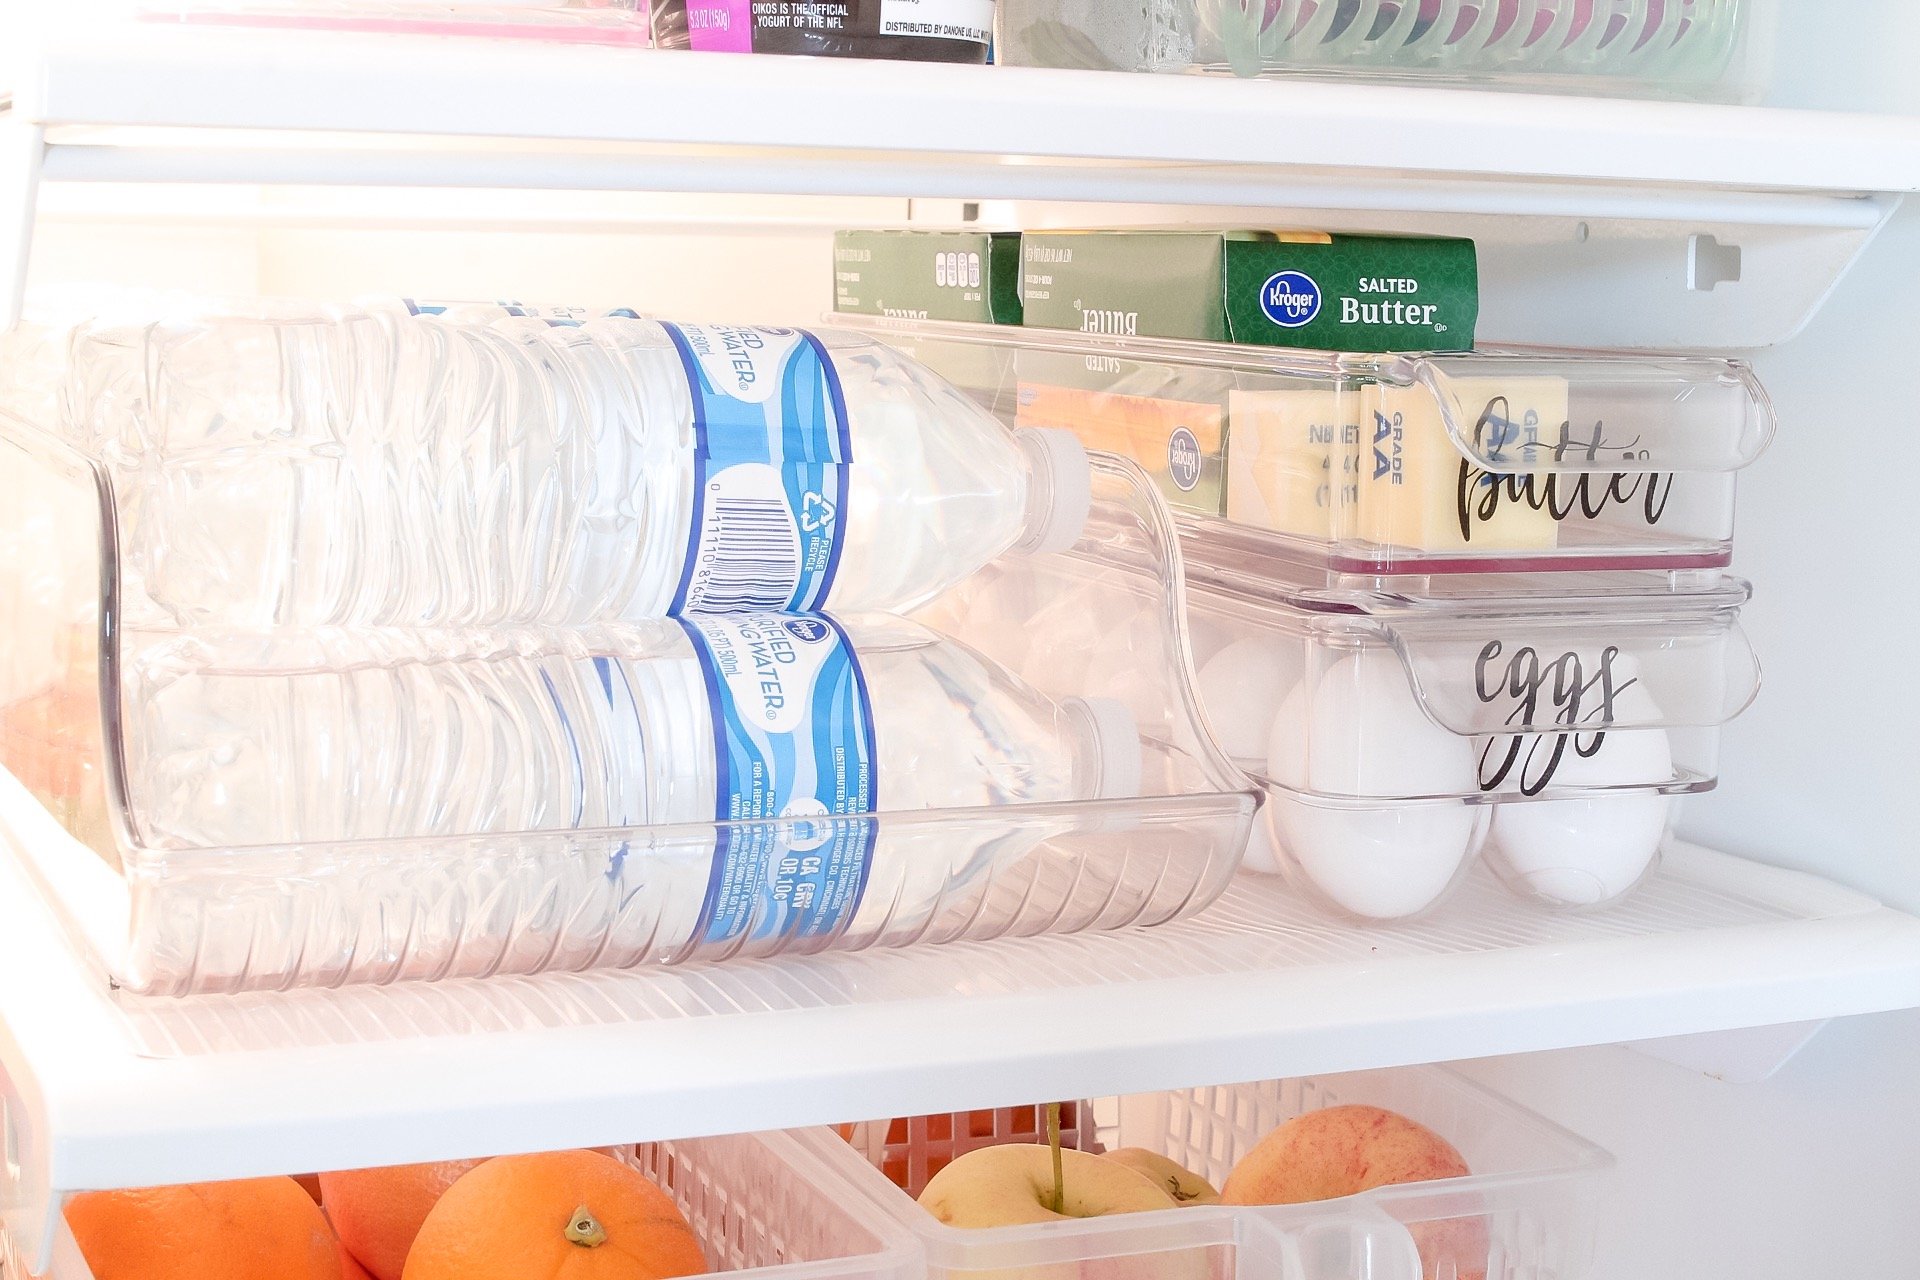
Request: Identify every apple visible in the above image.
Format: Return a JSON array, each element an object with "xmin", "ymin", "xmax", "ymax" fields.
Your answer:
[
  {"xmin": 919, "ymin": 1145, "xmax": 1210, "ymax": 1280},
  {"xmin": 1100, "ymin": 1150, "xmax": 1219, "ymax": 1206},
  {"xmin": 920, "ymin": 1145, "xmax": 1176, "ymax": 1227},
  {"xmin": 1223, "ymin": 1105, "xmax": 1487, "ymax": 1280},
  {"xmin": 841, "ymin": 1104, "xmax": 1090, "ymax": 1195}
]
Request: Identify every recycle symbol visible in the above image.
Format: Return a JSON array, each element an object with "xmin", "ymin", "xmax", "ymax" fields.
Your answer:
[{"xmin": 801, "ymin": 491, "xmax": 837, "ymax": 532}]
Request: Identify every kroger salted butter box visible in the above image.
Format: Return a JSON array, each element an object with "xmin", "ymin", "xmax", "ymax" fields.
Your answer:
[
  {"xmin": 1019, "ymin": 230, "xmax": 1477, "ymax": 353},
  {"xmin": 833, "ymin": 230, "xmax": 1023, "ymax": 324}
]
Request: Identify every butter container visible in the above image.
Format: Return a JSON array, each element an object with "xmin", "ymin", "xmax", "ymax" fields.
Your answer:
[{"xmin": 831, "ymin": 316, "xmax": 1775, "ymax": 578}]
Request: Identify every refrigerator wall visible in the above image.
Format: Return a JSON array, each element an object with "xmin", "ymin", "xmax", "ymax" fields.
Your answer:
[{"xmin": 1459, "ymin": 17, "xmax": 1920, "ymax": 1277}]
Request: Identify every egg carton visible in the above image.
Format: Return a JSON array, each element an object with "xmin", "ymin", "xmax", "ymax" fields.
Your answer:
[{"xmin": 1177, "ymin": 546, "xmax": 1758, "ymax": 921}]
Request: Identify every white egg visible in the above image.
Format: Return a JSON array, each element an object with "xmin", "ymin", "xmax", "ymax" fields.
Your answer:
[
  {"xmin": 1195, "ymin": 635, "xmax": 1303, "ymax": 766},
  {"xmin": 1272, "ymin": 800, "xmax": 1480, "ymax": 919},
  {"xmin": 1268, "ymin": 651, "xmax": 1478, "ymax": 797},
  {"xmin": 1263, "ymin": 652, "xmax": 1479, "ymax": 920},
  {"xmin": 1183, "ymin": 607, "xmax": 1237, "ymax": 669},
  {"xmin": 1486, "ymin": 725, "xmax": 1675, "ymax": 907}
]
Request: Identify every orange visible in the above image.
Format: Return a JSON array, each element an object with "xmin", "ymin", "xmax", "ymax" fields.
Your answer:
[
  {"xmin": 339, "ymin": 1243, "xmax": 376, "ymax": 1280},
  {"xmin": 294, "ymin": 1174, "xmax": 324, "ymax": 1203},
  {"xmin": 403, "ymin": 1150, "xmax": 707, "ymax": 1280},
  {"xmin": 318, "ymin": 1160, "xmax": 484, "ymax": 1280},
  {"xmin": 65, "ymin": 1176, "xmax": 341, "ymax": 1280}
]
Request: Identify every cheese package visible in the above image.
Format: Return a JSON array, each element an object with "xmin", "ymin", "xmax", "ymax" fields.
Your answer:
[
  {"xmin": 1015, "ymin": 347, "xmax": 1229, "ymax": 516},
  {"xmin": 1360, "ymin": 376, "xmax": 1568, "ymax": 554}
]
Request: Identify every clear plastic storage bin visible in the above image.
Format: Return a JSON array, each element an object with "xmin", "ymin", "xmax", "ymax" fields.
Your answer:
[
  {"xmin": 834, "ymin": 317, "xmax": 1775, "ymax": 581},
  {"xmin": 995, "ymin": 0, "xmax": 1773, "ymax": 101},
  {"xmin": 142, "ymin": 0, "xmax": 654, "ymax": 44},
  {"xmin": 1181, "ymin": 545, "xmax": 1759, "ymax": 920},
  {"xmin": 805, "ymin": 1066, "xmax": 1612, "ymax": 1280},
  {"xmin": 0, "ymin": 402, "xmax": 1253, "ymax": 996},
  {"xmin": 27, "ymin": 1130, "xmax": 921, "ymax": 1280}
]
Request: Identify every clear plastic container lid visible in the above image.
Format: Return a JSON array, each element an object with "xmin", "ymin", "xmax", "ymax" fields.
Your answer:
[
  {"xmin": 833, "ymin": 316, "xmax": 1776, "ymax": 581},
  {"xmin": 994, "ymin": 0, "xmax": 1771, "ymax": 103}
]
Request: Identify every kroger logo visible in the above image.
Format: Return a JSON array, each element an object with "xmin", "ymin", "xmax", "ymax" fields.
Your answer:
[
  {"xmin": 1167, "ymin": 426, "xmax": 1202, "ymax": 492},
  {"xmin": 1259, "ymin": 270, "xmax": 1322, "ymax": 328},
  {"xmin": 784, "ymin": 618, "xmax": 831, "ymax": 643}
]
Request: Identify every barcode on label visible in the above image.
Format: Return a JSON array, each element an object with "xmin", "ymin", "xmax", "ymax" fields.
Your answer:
[{"xmin": 692, "ymin": 497, "xmax": 801, "ymax": 610}]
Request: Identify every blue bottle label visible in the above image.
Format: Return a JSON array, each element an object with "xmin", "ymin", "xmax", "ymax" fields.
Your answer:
[
  {"xmin": 401, "ymin": 299, "xmax": 643, "ymax": 324},
  {"xmin": 681, "ymin": 613, "xmax": 878, "ymax": 944},
  {"xmin": 663, "ymin": 323, "xmax": 852, "ymax": 614}
]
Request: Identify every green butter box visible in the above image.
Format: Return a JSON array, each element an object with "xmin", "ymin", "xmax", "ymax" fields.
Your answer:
[
  {"xmin": 1019, "ymin": 230, "xmax": 1477, "ymax": 353},
  {"xmin": 833, "ymin": 230, "xmax": 1024, "ymax": 325}
]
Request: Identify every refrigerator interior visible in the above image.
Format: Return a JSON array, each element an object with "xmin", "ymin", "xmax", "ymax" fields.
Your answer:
[{"xmin": 5, "ymin": 2, "xmax": 1920, "ymax": 1277}]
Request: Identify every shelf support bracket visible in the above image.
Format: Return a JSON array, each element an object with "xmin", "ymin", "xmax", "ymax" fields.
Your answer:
[
  {"xmin": 1629, "ymin": 1020, "xmax": 1830, "ymax": 1083},
  {"xmin": 1, "ymin": 120, "xmax": 46, "ymax": 333}
]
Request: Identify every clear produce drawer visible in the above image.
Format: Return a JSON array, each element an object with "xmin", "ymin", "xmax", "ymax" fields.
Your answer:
[
  {"xmin": 996, "ymin": 0, "xmax": 1773, "ymax": 101},
  {"xmin": 806, "ymin": 1066, "xmax": 1612, "ymax": 1280},
  {"xmin": 0, "ymin": 404, "xmax": 1254, "ymax": 997},
  {"xmin": 840, "ymin": 317, "xmax": 1775, "ymax": 582},
  {"xmin": 22, "ymin": 1130, "xmax": 921, "ymax": 1280}
]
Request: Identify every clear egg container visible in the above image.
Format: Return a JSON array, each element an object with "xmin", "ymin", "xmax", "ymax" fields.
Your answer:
[
  {"xmin": 0, "ymin": 404, "xmax": 1253, "ymax": 997},
  {"xmin": 831, "ymin": 317, "xmax": 1776, "ymax": 584},
  {"xmin": 995, "ymin": 0, "xmax": 1773, "ymax": 101},
  {"xmin": 802, "ymin": 1066, "xmax": 1612, "ymax": 1280},
  {"xmin": 1187, "ymin": 539, "xmax": 1759, "ymax": 920}
]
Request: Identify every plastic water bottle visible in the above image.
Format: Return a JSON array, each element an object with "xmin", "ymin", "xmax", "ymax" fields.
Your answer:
[
  {"xmin": 124, "ymin": 614, "xmax": 1140, "ymax": 950},
  {"xmin": 27, "ymin": 304, "xmax": 1091, "ymax": 628}
]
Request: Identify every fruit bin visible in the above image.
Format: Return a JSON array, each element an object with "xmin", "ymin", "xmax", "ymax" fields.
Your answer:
[
  {"xmin": 18, "ymin": 1130, "xmax": 924, "ymax": 1280},
  {"xmin": 0, "ymin": 399, "xmax": 1254, "ymax": 996},
  {"xmin": 993, "ymin": 0, "xmax": 1775, "ymax": 102},
  {"xmin": 833, "ymin": 317, "xmax": 1776, "ymax": 581},
  {"xmin": 800, "ymin": 1067, "xmax": 1613, "ymax": 1280}
]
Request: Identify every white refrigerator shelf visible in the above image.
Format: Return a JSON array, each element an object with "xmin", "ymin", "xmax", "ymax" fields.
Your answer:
[
  {"xmin": 6, "ymin": 19, "xmax": 1920, "ymax": 344},
  {"xmin": 3, "ymin": 822, "xmax": 1919, "ymax": 1270}
]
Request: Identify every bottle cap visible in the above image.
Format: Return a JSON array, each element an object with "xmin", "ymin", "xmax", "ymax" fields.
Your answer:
[
  {"xmin": 1013, "ymin": 427, "xmax": 1092, "ymax": 556},
  {"xmin": 1071, "ymin": 696, "xmax": 1143, "ymax": 801}
]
